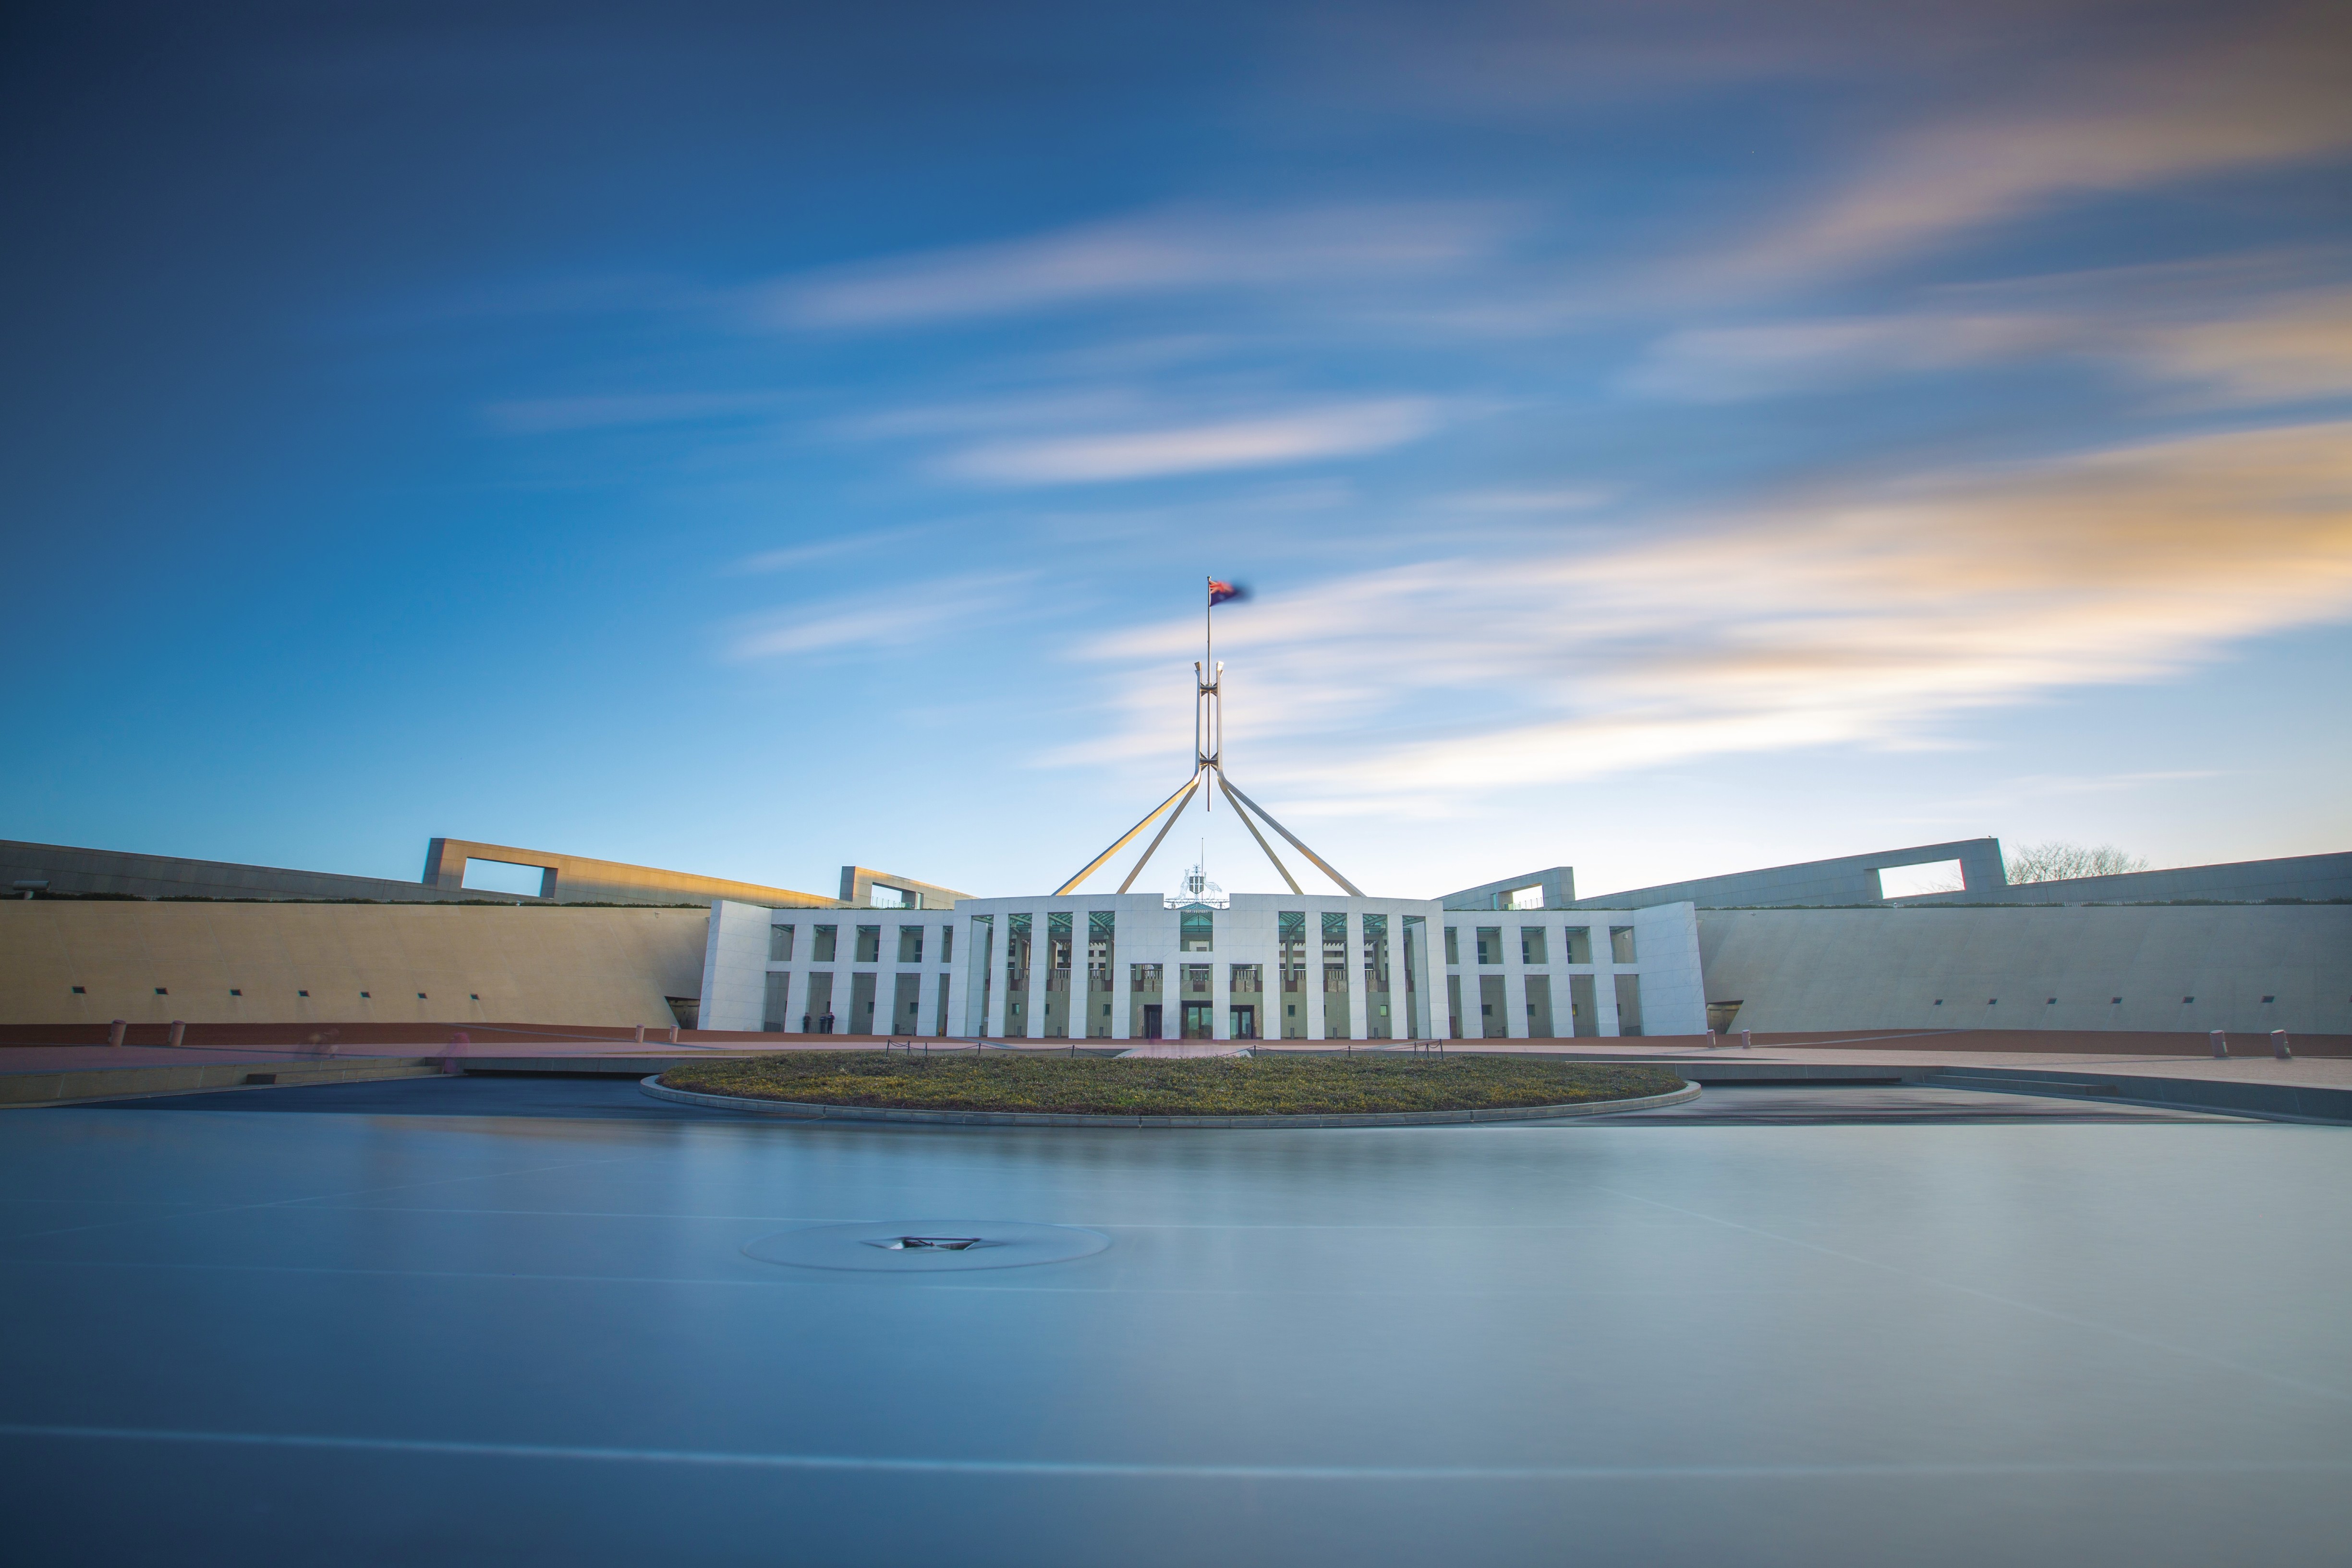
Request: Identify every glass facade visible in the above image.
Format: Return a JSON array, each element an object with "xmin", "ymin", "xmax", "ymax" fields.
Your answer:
[
  {"xmin": 1362, "ymin": 912, "xmax": 1391, "ymax": 1039},
  {"xmin": 1086, "ymin": 912, "xmax": 1115, "ymax": 1038},
  {"xmin": 1180, "ymin": 910, "xmax": 1213, "ymax": 952},
  {"xmin": 1321, "ymin": 912, "xmax": 1350, "ymax": 1038},
  {"xmin": 1130, "ymin": 962, "xmax": 1164, "ymax": 1040},
  {"xmin": 1004, "ymin": 913, "xmax": 1031, "ymax": 1038},
  {"xmin": 1278, "ymin": 911, "xmax": 1306, "ymax": 1038},
  {"xmin": 1043, "ymin": 911, "xmax": 1073, "ymax": 1039},
  {"xmin": 1613, "ymin": 972, "xmax": 1644, "ymax": 1035}
]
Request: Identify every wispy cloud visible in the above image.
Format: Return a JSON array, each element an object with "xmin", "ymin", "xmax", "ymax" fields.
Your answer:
[
  {"xmin": 727, "ymin": 521, "xmax": 950, "ymax": 575},
  {"xmin": 1625, "ymin": 263, "xmax": 2352, "ymax": 405},
  {"xmin": 760, "ymin": 204, "xmax": 1506, "ymax": 328},
  {"xmin": 936, "ymin": 400, "xmax": 1443, "ymax": 485},
  {"xmin": 1061, "ymin": 420, "xmax": 2352, "ymax": 803},
  {"xmin": 726, "ymin": 571, "xmax": 1033, "ymax": 659},
  {"xmin": 1686, "ymin": 13, "xmax": 2352, "ymax": 285}
]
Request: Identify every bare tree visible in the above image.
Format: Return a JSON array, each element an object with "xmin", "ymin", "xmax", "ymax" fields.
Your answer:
[{"xmin": 2004, "ymin": 841, "xmax": 2150, "ymax": 884}]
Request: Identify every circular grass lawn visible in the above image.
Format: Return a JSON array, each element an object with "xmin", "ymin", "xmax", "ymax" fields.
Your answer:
[{"xmin": 657, "ymin": 1051, "xmax": 1685, "ymax": 1119}]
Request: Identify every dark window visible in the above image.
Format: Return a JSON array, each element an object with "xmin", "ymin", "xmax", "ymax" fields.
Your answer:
[
  {"xmin": 360, "ymin": 991, "xmax": 371, "ymax": 998},
  {"xmin": 154, "ymin": 987, "xmax": 167, "ymax": 995},
  {"xmin": 471, "ymin": 993, "xmax": 479, "ymax": 1000},
  {"xmin": 71, "ymin": 985, "xmax": 85, "ymax": 994},
  {"xmin": 2262, "ymin": 995, "xmax": 2276, "ymax": 1003},
  {"xmin": 298, "ymin": 990, "xmax": 309, "ymax": 997},
  {"xmin": 230, "ymin": 989, "xmax": 242, "ymax": 997},
  {"xmin": 417, "ymin": 993, "xmax": 427, "ymax": 999},
  {"xmin": 2183, "ymin": 996, "xmax": 2194, "ymax": 1003},
  {"xmin": 855, "ymin": 925, "xmax": 881, "ymax": 964}
]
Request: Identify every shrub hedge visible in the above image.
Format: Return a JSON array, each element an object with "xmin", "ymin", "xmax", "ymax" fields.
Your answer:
[{"xmin": 658, "ymin": 1051, "xmax": 1684, "ymax": 1117}]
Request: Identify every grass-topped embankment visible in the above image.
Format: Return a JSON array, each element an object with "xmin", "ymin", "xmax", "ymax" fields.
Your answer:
[{"xmin": 657, "ymin": 1051, "xmax": 1685, "ymax": 1118}]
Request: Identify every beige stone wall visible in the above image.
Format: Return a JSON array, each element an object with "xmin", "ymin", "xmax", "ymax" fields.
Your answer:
[
  {"xmin": 1696, "ymin": 904, "xmax": 2352, "ymax": 1036},
  {"xmin": 0, "ymin": 903, "xmax": 708, "ymax": 1028}
]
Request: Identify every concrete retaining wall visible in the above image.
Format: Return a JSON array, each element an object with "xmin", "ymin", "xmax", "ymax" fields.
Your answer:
[
  {"xmin": 0, "ymin": 902, "xmax": 708, "ymax": 1029},
  {"xmin": 1697, "ymin": 904, "xmax": 2352, "ymax": 1036}
]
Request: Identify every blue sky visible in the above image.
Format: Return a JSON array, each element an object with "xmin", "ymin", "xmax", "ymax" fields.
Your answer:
[{"xmin": 4, "ymin": 0, "xmax": 2349, "ymax": 901}]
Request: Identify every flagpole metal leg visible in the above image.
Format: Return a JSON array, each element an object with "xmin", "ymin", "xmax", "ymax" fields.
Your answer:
[
  {"xmin": 1055, "ymin": 773, "xmax": 1204, "ymax": 897},
  {"xmin": 1216, "ymin": 771, "xmax": 1301, "ymax": 894},
  {"xmin": 1118, "ymin": 774, "xmax": 1203, "ymax": 893},
  {"xmin": 1220, "ymin": 776, "xmax": 1364, "ymax": 897}
]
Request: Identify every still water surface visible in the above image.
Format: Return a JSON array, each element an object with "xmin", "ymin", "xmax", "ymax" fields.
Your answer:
[{"xmin": 1, "ymin": 1090, "xmax": 2346, "ymax": 1565}]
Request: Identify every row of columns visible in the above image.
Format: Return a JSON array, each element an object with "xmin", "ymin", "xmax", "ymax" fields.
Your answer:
[{"xmin": 969, "ymin": 913, "xmax": 1435, "ymax": 1042}]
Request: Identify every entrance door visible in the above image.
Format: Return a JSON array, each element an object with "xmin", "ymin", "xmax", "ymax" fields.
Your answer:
[
  {"xmin": 1141, "ymin": 1004, "xmax": 1163, "ymax": 1040},
  {"xmin": 1182, "ymin": 1002, "xmax": 1213, "ymax": 1039},
  {"xmin": 1229, "ymin": 1004, "xmax": 1257, "ymax": 1040}
]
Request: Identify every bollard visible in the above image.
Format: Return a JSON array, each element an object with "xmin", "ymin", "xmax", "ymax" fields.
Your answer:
[
  {"xmin": 1741, "ymin": 1029, "xmax": 1753, "ymax": 1050},
  {"xmin": 2273, "ymin": 1029, "xmax": 2294, "ymax": 1060},
  {"xmin": 667, "ymin": 1025, "xmax": 679, "ymax": 1045},
  {"xmin": 167, "ymin": 1020, "xmax": 186, "ymax": 1048},
  {"xmin": 108, "ymin": 1019, "xmax": 127, "ymax": 1048},
  {"xmin": 1706, "ymin": 1030, "xmax": 1718, "ymax": 1049},
  {"xmin": 2210, "ymin": 1030, "xmax": 2229, "ymax": 1059},
  {"xmin": 633, "ymin": 1022, "xmax": 645, "ymax": 1046}
]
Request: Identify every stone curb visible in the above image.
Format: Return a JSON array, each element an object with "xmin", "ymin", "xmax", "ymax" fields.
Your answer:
[
  {"xmin": 636, "ymin": 1076, "xmax": 1698, "ymax": 1127},
  {"xmin": 0, "ymin": 1058, "xmax": 445, "ymax": 1109}
]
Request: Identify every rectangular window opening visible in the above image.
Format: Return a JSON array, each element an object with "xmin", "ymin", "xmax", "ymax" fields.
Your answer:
[
  {"xmin": 1877, "ymin": 860, "xmax": 1964, "ymax": 899},
  {"xmin": 461, "ymin": 858, "xmax": 548, "ymax": 898}
]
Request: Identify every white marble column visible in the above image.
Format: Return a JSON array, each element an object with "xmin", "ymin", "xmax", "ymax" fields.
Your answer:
[{"xmin": 1306, "ymin": 910, "xmax": 1330, "ymax": 1041}]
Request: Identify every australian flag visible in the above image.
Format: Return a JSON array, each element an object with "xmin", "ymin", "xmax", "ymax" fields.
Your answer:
[{"xmin": 1208, "ymin": 579, "xmax": 1249, "ymax": 606}]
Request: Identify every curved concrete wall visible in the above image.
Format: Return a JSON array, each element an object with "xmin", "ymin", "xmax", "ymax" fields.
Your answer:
[
  {"xmin": 0, "ymin": 903, "xmax": 708, "ymax": 1030},
  {"xmin": 1697, "ymin": 904, "xmax": 2352, "ymax": 1036}
]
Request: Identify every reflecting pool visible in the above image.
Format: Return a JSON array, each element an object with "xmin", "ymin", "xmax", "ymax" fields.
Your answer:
[{"xmin": 2, "ymin": 1083, "xmax": 2347, "ymax": 1566}]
